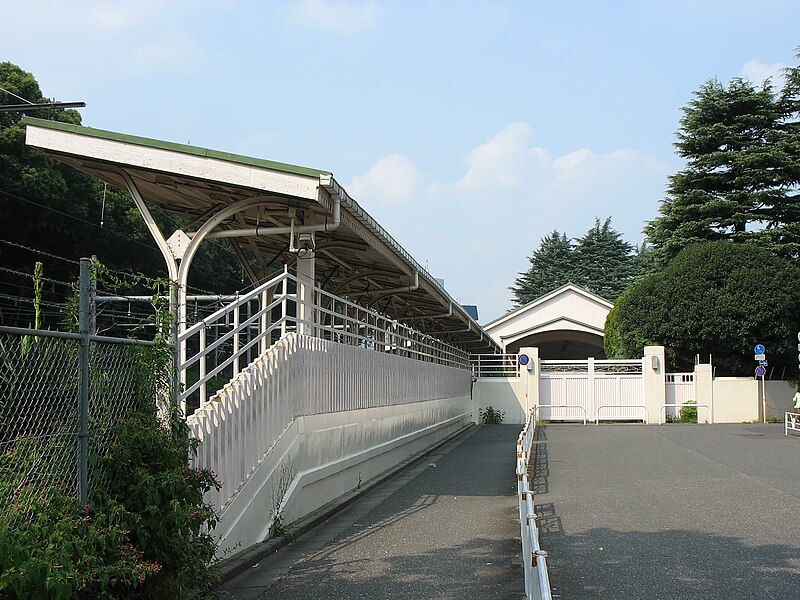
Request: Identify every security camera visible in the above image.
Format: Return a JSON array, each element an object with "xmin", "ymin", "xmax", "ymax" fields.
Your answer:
[{"xmin": 297, "ymin": 232, "xmax": 315, "ymax": 251}]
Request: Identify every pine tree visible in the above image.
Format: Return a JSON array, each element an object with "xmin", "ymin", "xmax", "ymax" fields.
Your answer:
[
  {"xmin": 573, "ymin": 218, "xmax": 637, "ymax": 300},
  {"xmin": 510, "ymin": 230, "xmax": 575, "ymax": 306},
  {"xmin": 511, "ymin": 218, "xmax": 640, "ymax": 306},
  {"xmin": 645, "ymin": 62, "xmax": 800, "ymax": 262}
]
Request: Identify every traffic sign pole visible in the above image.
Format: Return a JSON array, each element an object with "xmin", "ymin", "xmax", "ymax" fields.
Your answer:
[{"xmin": 754, "ymin": 344, "xmax": 767, "ymax": 423}]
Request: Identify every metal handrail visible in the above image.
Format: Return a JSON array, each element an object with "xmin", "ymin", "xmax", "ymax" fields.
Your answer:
[
  {"xmin": 516, "ymin": 409, "xmax": 553, "ymax": 600},
  {"xmin": 178, "ymin": 268, "xmax": 470, "ymax": 412},
  {"xmin": 658, "ymin": 403, "xmax": 711, "ymax": 425},
  {"xmin": 471, "ymin": 353, "xmax": 520, "ymax": 378},
  {"xmin": 786, "ymin": 412, "xmax": 800, "ymax": 436},
  {"xmin": 595, "ymin": 404, "xmax": 649, "ymax": 424}
]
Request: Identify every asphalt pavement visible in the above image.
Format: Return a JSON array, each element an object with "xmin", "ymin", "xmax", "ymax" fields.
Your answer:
[
  {"xmin": 220, "ymin": 424, "xmax": 524, "ymax": 600},
  {"xmin": 537, "ymin": 423, "xmax": 800, "ymax": 600}
]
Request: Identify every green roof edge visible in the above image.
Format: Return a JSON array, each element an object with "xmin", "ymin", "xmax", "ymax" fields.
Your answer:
[{"xmin": 21, "ymin": 116, "xmax": 332, "ymax": 179}]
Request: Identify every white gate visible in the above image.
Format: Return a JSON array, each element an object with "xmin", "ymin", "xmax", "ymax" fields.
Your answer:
[
  {"xmin": 539, "ymin": 359, "xmax": 645, "ymax": 423},
  {"xmin": 665, "ymin": 373, "xmax": 694, "ymax": 420}
]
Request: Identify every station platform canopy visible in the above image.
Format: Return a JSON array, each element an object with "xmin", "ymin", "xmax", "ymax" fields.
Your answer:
[{"xmin": 23, "ymin": 117, "xmax": 499, "ymax": 354}]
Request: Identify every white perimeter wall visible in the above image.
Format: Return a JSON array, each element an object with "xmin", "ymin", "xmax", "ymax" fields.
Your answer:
[
  {"xmin": 472, "ymin": 377, "xmax": 527, "ymax": 424},
  {"xmin": 708, "ymin": 377, "xmax": 794, "ymax": 423},
  {"xmin": 471, "ymin": 347, "xmax": 795, "ymax": 425},
  {"xmin": 187, "ymin": 333, "xmax": 472, "ymax": 556}
]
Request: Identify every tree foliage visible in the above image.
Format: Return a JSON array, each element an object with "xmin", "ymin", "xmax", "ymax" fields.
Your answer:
[
  {"xmin": 0, "ymin": 62, "xmax": 247, "ymax": 326},
  {"xmin": 511, "ymin": 218, "xmax": 641, "ymax": 305},
  {"xmin": 510, "ymin": 230, "xmax": 575, "ymax": 305},
  {"xmin": 573, "ymin": 218, "xmax": 639, "ymax": 300},
  {"xmin": 645, "ymin": 56, "xmax": 800, "ymax": 263},
  {"xmin": 605, "ymin": 242, "xmax": 800, "ymax": 376}
]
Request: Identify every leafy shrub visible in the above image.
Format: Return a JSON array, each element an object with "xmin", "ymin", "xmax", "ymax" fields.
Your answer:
[
  {"xmin": 605, "ymin": 242, "xmax": 800, "ymax": 375},
  {"xmin": 0, "ymin": 409, "xmax": 221, "ymax": 599},
  {"xmin": 480, "ymin": 406, "xmax": 506, "ymax": 424},
  {"xmin": 676, "ymin": 401, "xmax": 698, "ymax": 423},
  {"xmin": 94, "ymin": 407, "xmax": 221, "ymax": 598},
  {"xmin": 0, "ymin": 448, "xmax": 158, "ymax": 599}
]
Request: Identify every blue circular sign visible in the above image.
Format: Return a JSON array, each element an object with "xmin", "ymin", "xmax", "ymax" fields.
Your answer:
[
  {"xmin": 755, "ymin": 365, "xmax": 766, "ymax": 377},
  {"xmin": 518, "ymin": 354, "xmax": 530, "ymax": 366},
  {"xmin": 754, "ymin": 344, "xmax": 766, "ymax": 355}
]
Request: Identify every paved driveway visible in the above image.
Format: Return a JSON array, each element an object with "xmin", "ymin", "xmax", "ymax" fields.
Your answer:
[{"xmin": 537, "ymin": 424, "xmax": 800, "ymax": 599}]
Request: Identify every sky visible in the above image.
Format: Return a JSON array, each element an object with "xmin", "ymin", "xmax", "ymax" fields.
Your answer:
[{"xmin": 3, "ymin": 0, "xmax": 799, "ymax": 322}]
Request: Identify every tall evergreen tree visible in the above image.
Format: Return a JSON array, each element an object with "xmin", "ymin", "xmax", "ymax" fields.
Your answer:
[
  {"xmin": 511, "ymin": 218, "xmax": 640, "ymax": 306},
  {"xmin": 510, "ymin": 230, "xmax": 575, "ymax": 306},
  {"xmin": 645, "ymin": 61, "xmax": 800, "ymax": 262},
  {"xmin": 573, "ymin": 218, "xmax": 638, "ymax": 300}
]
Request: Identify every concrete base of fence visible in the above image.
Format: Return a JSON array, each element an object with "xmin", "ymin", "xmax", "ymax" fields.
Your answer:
[{"xmin": 213, "ymin": 395, "xmax": 472, "ymax": 557}]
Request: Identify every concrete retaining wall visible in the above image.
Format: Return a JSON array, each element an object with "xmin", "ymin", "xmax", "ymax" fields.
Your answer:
[{"xmin": 214, "ymin": 395, "xmax": 471, "ymax": 556}]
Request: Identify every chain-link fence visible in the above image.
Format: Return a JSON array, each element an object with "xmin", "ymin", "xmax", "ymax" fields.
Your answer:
[{"xmin": 0, "ymin": 325, "xmax": 163, "ymax": 528}]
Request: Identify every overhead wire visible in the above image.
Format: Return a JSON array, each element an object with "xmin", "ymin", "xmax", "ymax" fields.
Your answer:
[
  {"xmin": 0, "ymin": 237, "xmax": 78, "ymax": 264},
  {"xmin": 1, "ymin": 188, "xmax": 257, "ymax": 295}
]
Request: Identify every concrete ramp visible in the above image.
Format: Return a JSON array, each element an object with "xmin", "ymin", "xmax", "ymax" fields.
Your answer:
[{"xmin": 222, "ymin": 425, "xmax": 524, "ymax": 599}]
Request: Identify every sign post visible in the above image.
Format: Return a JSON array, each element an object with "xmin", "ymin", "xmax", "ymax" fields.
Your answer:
[{"xmin": 755, "ymin": 344, "xmax": 767, "ymax": 423}]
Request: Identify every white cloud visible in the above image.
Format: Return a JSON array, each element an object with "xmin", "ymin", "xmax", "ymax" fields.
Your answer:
[
  {"xmin": 740, "ymin": 58, "xmax": 787, "ymax": 89},
  {"xmin": 287, "ymin": 0, "xmax": 379, "ymax": 34},
  {"xmin": 457, "ymin": 122, "xmax": 545, "ymax": 193},
  {"xmin": 347, "ymin": 154, "xmax": 420, "ymax": 205},
  {"xmin": 344, "ymin": 122, "xmax": 671, "ymax": 321}
]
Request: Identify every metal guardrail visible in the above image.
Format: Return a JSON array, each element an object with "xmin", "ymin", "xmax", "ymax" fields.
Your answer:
[
  {"xmin": 658, "ymin": 403, "xmax": 711, "ymax": 425},
  {"xmin": 178, "ymin": 267, "xmax": 470, "ymax": 413},
  {"xmin": 516, "ymin": 409, "xmax": 553, "ymax": 600},
  {"xmin": 595, "ymin": 404, "xmax": 649, "ymax": 424},
  {"xmin": 786, "ymin": 412, "xmax": 800, "ymax": 436},
  {"xmin": 471, "ymin": 353, "xmax": 520, "ymax": 378},
  {"xmin": 542, "ymin": 404, "xmax": 587, "ymax": 425}
]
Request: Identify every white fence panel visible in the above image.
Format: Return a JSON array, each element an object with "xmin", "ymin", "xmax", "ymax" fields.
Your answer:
[
  {"xmin": 540, "ymin": 359, "xmax": 644, "ymax": 422},
  {"xmin": 539, "ymin": 374, "xmax": 592, "ymax": 421},
  {"xmin": 595, "ymin": 374, "xmax": 645, "ymax": 421},
  {"xmin": 665, "ymin": 373, "xmax": 694, "ymax": 420}
]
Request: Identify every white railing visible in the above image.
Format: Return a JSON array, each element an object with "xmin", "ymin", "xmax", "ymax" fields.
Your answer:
[
  {"xmin": 540, "ymin": 359, "xmax": 642, "ymax": 373},
  {"xmin": 178, "ymin": 267, "xmax": 470, "ymax": 413},
  {"xmin": 595, "ymin": 404, "xmax": 648, "ymax": 424},
  {"xmin": 786, "ymin": 412, "xmax": 800, "ymax": 436},
  {"xmin": 516, "ymin": 409, "xmax": 553, "ymax": 600},
  {"xmin": 188, "ymin": 333, "xmax": 472, "ymax": 511},
  {"xmin": 471, "ymin": 353, "xmax": 519, "ymax": 378},
  {"xmin": 544, "ymin": 405, "xmax": 587, "ymax": 425}
]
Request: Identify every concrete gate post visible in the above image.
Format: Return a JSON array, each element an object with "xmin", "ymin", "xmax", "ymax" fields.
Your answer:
[
  {"xmin": 643, "ymin": 346, "xmax": 666, "ymax": 424},
  {"xmin": 693, "ymin": 363, "xmax": 713, "ymax": 424},
  {"xmin": 520, "ymin": 346, "xmax": 540, "ymax": 422}
]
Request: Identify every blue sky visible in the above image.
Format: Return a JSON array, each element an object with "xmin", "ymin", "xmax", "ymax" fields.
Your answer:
[{"xmin": 3, "ymin": 1, "xmax": 799, "ymax": 321}]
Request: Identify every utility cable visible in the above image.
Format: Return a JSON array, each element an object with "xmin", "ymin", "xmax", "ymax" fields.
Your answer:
[{"xmin": 0, "ymin": 237, "xmax": 78, "ymax": 264}]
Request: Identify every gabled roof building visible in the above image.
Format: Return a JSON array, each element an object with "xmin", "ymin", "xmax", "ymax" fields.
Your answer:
[{"xmin": 483, "ymin": 284, "xmax": 612, "ymax": 359}]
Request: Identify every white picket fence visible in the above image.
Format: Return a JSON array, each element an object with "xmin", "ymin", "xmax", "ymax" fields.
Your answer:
[
  {"xmin": 539, "ymin": 359, "xmax": 645, "ymax": 423},
  {"xmin": 187, "ymin": 333, "xmax": 471, "ymax": 511}
]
